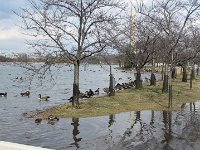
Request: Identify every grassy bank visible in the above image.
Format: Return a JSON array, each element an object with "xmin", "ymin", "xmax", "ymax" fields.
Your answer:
[{"xmin": 36, "ymin": 75, "xmax": 200, "ymax": 118}]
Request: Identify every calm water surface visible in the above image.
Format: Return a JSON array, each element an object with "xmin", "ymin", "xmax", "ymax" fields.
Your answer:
[{"xmin": 0, "ymin": 64, "xmax": 199, "ymax": 150}]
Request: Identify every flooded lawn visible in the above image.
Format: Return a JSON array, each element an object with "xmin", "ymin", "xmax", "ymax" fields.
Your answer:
[
  {"xmin": 110, "ymin": 103, "xmax": 200, "ymax": 150},
  {"xmin": 2, "ymin": 102, "xmax": 198, "ymax": 150},
  {"xmin": 48, "ymin": 102, "xmax": 198, "ymax": 150},
  {"xmin": 1, "ymin": 64, "xmax": 199, "ymax": 149}
]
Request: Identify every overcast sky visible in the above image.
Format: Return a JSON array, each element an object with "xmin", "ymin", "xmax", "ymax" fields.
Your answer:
[
  {"xmin": 0, "ymin": 0, "xmax": 29, "ymax": 54},
  {"xmin": 0, "ymin": 0, "xmax": 149, "ymax": 55}
]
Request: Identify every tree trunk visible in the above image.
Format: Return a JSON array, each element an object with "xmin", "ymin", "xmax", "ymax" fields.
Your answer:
[
  {"xmin": 72, "ymin": 60, "xmax": 80, "ymax": 108},
  {"xmin": 161, "ymin": 64, "xmax": 164, "ymax": 81},
  {"xmin": 190, "ymin": 67, "xmax": 195, "ymax": 89},
  {"xmin": 191, "ymin": 67, "xmax": 195, "ymax": 80},
  {"xmin": 171, "ymin": 67, "xmax": 177, "ymax": 79},
  {"xmin": 150, "ymin": 73, "xmax": 156, "ymax": 86},
  {"xmin": 162, "ymin": 64, "xmax": 168, "ymax": 93},
  {"xmin": 182, "ymin": 65, "xmax": 187, "ymax": 82},
  {"xmin": 190, "ymin": 71, "xmax": 192, "ymax": 89},
  {"xmin": 135, "ymin": 68, "xmax": 143, "ymax": 89},
  {"xmin": 196, "ymin": 67, "xmax": 199, "ymax": 75},
  {"xmin": 109, "ymin": 66, "xmax": 115, "ymax": 96},
  {"xmin": 162, "ymin": 74, "xmax": 168, "ymax": 93}
]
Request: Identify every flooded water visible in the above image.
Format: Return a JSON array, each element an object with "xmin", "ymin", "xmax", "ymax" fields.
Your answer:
[{"xmin": 1, "ymin": 63, "xmax": 199, "ymax": 150}]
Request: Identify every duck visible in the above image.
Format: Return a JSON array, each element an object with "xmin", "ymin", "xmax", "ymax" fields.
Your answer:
[
  {"xmin": 103, "ymin": 88, "xmax": 109, "ymax": 94},
  {"xmin": 87, "ymin": 89, "xmax": 94, "ymax": 97},
  {"xmin": 38, "ymin": 94, "xmax": 50, "ymax": 101},
  {"xmin": 68, "ymin": 96, "xmax": 73, "ymax": 102},
  {"xmin": 35, "ymin": 118, "xmax": 42, "ymax": 124},
  {"xmin": 48, "ymin": 115, "xmax": 59, "ymax": 121},
  {"xmin": 95, "ymin": 88, "xmax": 100, "ymax": 95},
  {"xmin": 0, "ymin": 92, "xmax": 7, "ymax": 96},
  {"xmin": 21, "ymin": 91, "xmax": 30, "ymax": 96},
  {"xmin": 79, "ymin": 92, "xmax": 89, "ymax": 99}
]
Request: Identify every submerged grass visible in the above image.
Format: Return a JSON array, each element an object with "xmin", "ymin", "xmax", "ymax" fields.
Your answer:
[{"xmin": 36, "ymin": 75, "xmax": 200, "ymax": 118}]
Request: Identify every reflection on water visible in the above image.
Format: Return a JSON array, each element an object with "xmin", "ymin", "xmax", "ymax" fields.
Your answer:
[
  {"xmin": 109, "ymin": 103, "xmax": 200, "ymax": 150},
  {"xmin": 162, "ymin": 111, "xmax": 172, "ymax": 150},
  {"xmin": 1, "ymin": 63, "xmax": 200, "ymax": 150},
  {"xmin": 1, "ymin": 102, "xmax": 200, "ymax": 150},
  {"xmin": 70, "ymin": 118, "xmax": 82, "ymax": 149},
  {"xmin": 108, "ymin": 115, "xmax": 115, "ymax": 128},
  {"xmin": 54, "ymin": 103, "xmax": 200, "ymax": 150}
]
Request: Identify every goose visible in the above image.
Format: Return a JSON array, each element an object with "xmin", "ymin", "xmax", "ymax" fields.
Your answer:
[
  {"xmin": 48, "ymin": 115, "xmax": 59, "ymax": 121},
  {"xmin": 21, "ymin": 91, "xmax": 30, "ymax": 96},
  {"xmin": 68, "ymin": 96, "xmax": 73, "ymax": 102},
  {"xmin": 87, "ymin": 89, "xmax": 94, "ymax": 97},
  {"xmin": 0, "ymin": 92, "xmax": 7, "ymax": 96},
  {"xmin": 103, "ymin": 88, "xmax": 109, "ymax": 94},
  {"xmin": 79, "ymin": 92, "xmax": 89, "ymax": 99},
  {"xmin": 95, "ymin": 88, "xmax": 100, "ymax": 95},
  {"xmin": 35, "ymin": 118, "xmax": 42, "ymax": 124},
  {"xmin": 38, "ymin": 94, "xmax": 50, "ymax": 101}
]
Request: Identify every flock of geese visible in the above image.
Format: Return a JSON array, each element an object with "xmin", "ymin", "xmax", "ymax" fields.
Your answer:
[
  {"xmin": 0, "ymin": 91, "xmax": 51, "ymax": 101},
  {"xmin": 0, "ymin": 87, "xmax": 100, "ymax": 102},
  {"xmin": 1, "ymin": 74, "xmax": 151, "ymax": 125},
  {"xmin": 35, "ymin": 115, "xmax": 59, "ymax": 124},
  {"xmin": 0, "ymin": 91, "xmax": 58, "ymax": 124},
  {"xmin": 0, "ymin": 75, "xmax": 151, "ymax": 101},
  {"xmin": 0, "ymin": 88, "xmax": 101, "ymax": 102},
  {"xmin": 68, "ymin": 88, "xmax": 100, "ymax": 101}
]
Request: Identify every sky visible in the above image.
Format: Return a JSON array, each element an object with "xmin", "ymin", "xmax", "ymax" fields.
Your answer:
[
  {"xmin": 0, "ymin": 0, "xmax": 148, "ymax": 55},
  {"xmin": 0, "ymin": 0, "xmax": 29, "ymax": 55}
]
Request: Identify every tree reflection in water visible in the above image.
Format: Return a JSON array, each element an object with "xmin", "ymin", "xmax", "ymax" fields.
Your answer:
[
  {"xmin": 107, "ymin": 115, "xmax": 116, "ymax": 149},
  {"xmin": 108, "ymin": 115, "xmax": 115, "ymax": 128},
  {"xmin": 162, "ymin": 110, "xmax": 173, "ymax": 150},
  {"xmin": 183, "ymin": 102, "xmax": 200, "ymax": 142},
  {"xmin": 67, "ymin": 103, "xmax": 200, "ymax": 150},
  {"xmin": 70, "ymin": 117, "xmax": 82, "ymax": 149}
]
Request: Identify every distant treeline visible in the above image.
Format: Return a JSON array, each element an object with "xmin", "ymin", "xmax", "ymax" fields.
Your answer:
[{"xmin": 0, "ymin": 54, "xmax": 120, "ymax": 65}]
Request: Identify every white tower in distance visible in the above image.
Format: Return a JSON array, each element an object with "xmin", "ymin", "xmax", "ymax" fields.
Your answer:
[
  {"xmin": 130, "ymin": 5, "xmax": 136, "ymax": 51},
  {"xmin": 130, "ymin": 0, "xmax": 143, "ymax": 52}
]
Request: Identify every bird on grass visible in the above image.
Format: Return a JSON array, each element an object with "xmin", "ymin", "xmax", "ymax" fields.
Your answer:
[
  {"xmin": 95, "ymin": 88, "xmax": 100, "ymax": 95},
  {"xmin": 68, "ymin": 96, "xmax": 73, "ymax": 102},
  {"xmin": 38, "ymin": 94, "xmax": 50, "ymax": 101},
  {"xmin": 21, "ymin": 91, "xmax": 30, "ymax": 97},
  {"xmin": 87, "ymin": 89, "xmax": 94, "ymax": 97}
]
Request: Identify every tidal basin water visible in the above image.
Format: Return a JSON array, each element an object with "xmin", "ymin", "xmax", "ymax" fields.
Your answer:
[{"xmin": 0, "ymin": 64, "xmax": 199, "ymax": 150}]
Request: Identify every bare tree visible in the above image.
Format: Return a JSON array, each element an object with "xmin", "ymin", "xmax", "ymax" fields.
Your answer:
[
  {"xmin": 134, "ymin": 16, "xmax": 160, "ymax": 88},
  {"xmin": 137, "ymin": 0, "xmax": 200, "ymax": 107},
  {"xmin": 17, "ymin": 0, "xmax": 128, "ymax": 107},
  {"xmin": 177, "ymin": 25, "xmax": 200, "ymax": 83},
  {"xmin": 109, "ymin": 4, "xmax": 160, "ymax": 89}
]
